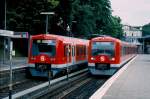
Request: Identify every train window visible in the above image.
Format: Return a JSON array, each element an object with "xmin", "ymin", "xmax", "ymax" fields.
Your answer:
[
  {"xmin": 92, "ymin": 42, "xmax": 115, "ymax": 58},
  {"xmin": 31, "ymin": 40, "xmax": 56, "ymax": 57},
  {"xmin": 31, "ymin": 41, "xmax": 39, "ymax": 56},
  {"xmin": 72, "ymin": 46, "xmax": 74, "ymax": 57},
  {"xmin": 76, "ymin": 46, "xmax": 79, "ymax": 56},
  {"xmin": 83, "ymin": 46, "xmax": 86, "ymax": 57},
  {"xmin": 83, "ymin": 46, "xmax": 86, "ymax": 56},
  {"xmin": 64, "ymin": 45, "xmax": 71, "ymax": 57},
  {"xmin": 64, "ymin": 45, "xmax": 67, "ymax": 57},
  {"xmin": 76, "ymin": 45, "xmax": 86, "ymax": 57},
  {"xmin": 123, "ymin": 46, "xmax": 125, "ymax": 55},
  {"xmin": 122, "ymin": 46, "xmax": 126, "ymax": 55}
]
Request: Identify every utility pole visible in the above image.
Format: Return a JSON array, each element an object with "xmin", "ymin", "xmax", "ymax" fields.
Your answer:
[
  {"xmin": 48, "ymin": 66, "xmax": 51, "ymax": 87},
  {"xmin": 4, "ymin": 0, "xmax": 6, "ymax": 30},
  {"xmin": 3, "ymin": 0, "xmax": 7, "ymax": 64},
  {"xmin": 66, "ymin": 25, "xmax": 71, "ymax": 80}
]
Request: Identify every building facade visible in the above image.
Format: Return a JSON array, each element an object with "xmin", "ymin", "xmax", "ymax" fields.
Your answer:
[
  {"xmin": 123, "ymin": 25, "xmax": 142, "ymax": 43},
  {"xmin": 123, "ymin": 25, "xmax": 143, "ymax": 53}
]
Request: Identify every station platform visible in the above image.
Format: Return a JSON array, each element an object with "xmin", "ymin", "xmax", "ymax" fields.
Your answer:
[
  {"xmin": 0, "ymin": 57, "xmax": 27, "ymax": 71},
  {"xmin": 90, "ymin": 54, "xmax": 150, "ymax": 99}
]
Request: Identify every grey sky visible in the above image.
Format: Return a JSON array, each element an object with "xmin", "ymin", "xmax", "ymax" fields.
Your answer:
[{"xmin": 111, "ymin": 0, "xmax": 150, "ymax": 26}]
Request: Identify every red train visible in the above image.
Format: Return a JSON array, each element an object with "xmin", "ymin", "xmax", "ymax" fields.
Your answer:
[
  {"xmin": 27, "ymin": 34, "xmax": 89, "ymax": 77},
  {"xmin": 88, "ymin": 36, "xmax": 137, "ymax": 75}
]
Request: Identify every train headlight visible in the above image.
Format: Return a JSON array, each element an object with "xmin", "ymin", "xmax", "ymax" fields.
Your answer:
[
  {"xmin": 111, "ymin": 58, "xmax": 115, "ymax": 61},
  {"xmin": 91, "ymin": 57, "xmax": 95, "ymax": 60},
  {"xmin": 31, "ymin": 57, "xmax": 35, "ymax": 60}
]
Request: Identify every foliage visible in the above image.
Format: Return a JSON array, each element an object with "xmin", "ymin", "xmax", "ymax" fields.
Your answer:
[
  {"xmin": 7, "ymin": 0, "xmax": 59, "ymax": 35},
  {"xmin": 48, "ymin": 0, "xmax": 59, "ymax": 8},
  {"xmin": 103, "ymin": 16, "xmax": 123, "ymax": 38},
  {"xmin": 73, "ymin": 4, "xmax": 95, "ymax": 37},
  {"xmin": 142, "ymin": 23, "xmax": 150, "ymax": 36},
  {"xmin": 6, "ymin": 0, "xmax": 124, "ymax": 38}
]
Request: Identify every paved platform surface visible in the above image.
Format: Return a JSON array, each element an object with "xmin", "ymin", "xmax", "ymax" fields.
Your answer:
[
  {"xmin": 102, "ymin": 54, "xmax": 150, "ymax": 99},
  {"xmin": 0, "ymin": 57, "xmax": 27, "ymax": 71}
]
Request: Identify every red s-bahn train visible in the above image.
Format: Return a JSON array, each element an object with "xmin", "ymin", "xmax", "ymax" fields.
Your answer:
[
  {"xmin": 27, "ymin": 34, "xmax": 89, "ymax": 78},
  {"xmin": 88, "ymin": 36, "xmax": 137, "ymax": 75}
]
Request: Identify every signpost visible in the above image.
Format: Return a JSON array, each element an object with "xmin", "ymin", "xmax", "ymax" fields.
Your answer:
[
  {"xmin": 9, "ymin": 40, "xmax": 13, "ymax": 99},
  {"xmin": 66, "ymin": 25, "xmax": 71, "ymax": 80}
]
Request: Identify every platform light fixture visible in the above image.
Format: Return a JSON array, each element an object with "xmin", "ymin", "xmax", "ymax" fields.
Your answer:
[{"xmin": 40, "ymin": 12, "xmax": 55, "ymax": 34}]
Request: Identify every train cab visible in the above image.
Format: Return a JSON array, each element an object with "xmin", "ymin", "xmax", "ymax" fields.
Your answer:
[
  {"xmin": 88, "ymin": 36, "xmax": 137, "ymax": 75},
  {"xmin": 27, "ymin": 34, "xmax": 89, "ymax": 78}
]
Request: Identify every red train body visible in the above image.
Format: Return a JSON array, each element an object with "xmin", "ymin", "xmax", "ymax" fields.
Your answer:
[
  {"xmin": 28, "ymin": 34, "xmax": 89, "ymax": 77},
  {"xmin": 88, "ymin": 36, "xmax": 137, "ymax": 75}
]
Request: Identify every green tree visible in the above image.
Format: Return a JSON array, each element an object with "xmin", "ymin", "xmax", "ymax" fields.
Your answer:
[
  {"xmin": 7, "ymin": 0, "xmax": 59, "ymax": 35},
  {"xmin": 48, "ymin": 0, "xmax": 59, "ymax": 8},
  {"xmin": 103, "ymin": 16, "xmax": 124, "ymax": 39},
  {"xmin": 53, "ymin": 0, "xmax": 113, "ymax": 38},
  {"xmin": 142, "ymin": 23, "xmax": 150, "ymax": 36},
  {"xmin": 74, "ymin": 5, "xmax": 95, "ymax": 37},
  {"xmin": 91, "ymin": 0, "xmax": 112, "ymax": 34},
  {"xmin": 6, "ymin": 0, "xmax": 124, "ymax": 38}
]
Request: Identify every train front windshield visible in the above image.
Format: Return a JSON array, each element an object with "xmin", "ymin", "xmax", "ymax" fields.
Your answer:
[
  {"xmin": 92, "ymin": 41, "xmax": 115, "ymax": 58},
  {"xmin": 31, "ymin": 39, "xmax": 56, "ymax": 57}
]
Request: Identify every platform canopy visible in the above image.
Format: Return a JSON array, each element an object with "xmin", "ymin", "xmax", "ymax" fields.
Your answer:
[
  {"xmin": 0, "ymin": 30, "xmax": 14, "ymax": 37},
  {"xmin": 0, "ymin": 30, "xmax": 28, "ymax": 38},
  {"xmin": 142, "ymin": 35, "xmax": 150, "ymax": 42},
  {"xmin": 138, "ymin": 35, "xmax": 150, "ymax": 42}
]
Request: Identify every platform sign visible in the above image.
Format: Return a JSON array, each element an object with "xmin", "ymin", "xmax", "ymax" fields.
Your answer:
[
  {"xmin": 14, "ymin": 32, "xmax": 29, "ymax": 38},
  {"xmin": 21, "ymin": 32, "xmax": 29, "ymax": 38},
  {"xmin": 12, "ymin": 50, "xmax": 15, "ymax": 56},
  {"xmin": 0, "ymin": 30, "xmax": 29, "ymax": 38}
]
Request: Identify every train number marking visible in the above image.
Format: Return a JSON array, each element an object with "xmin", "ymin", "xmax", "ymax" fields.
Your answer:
[{"xmin": 100, "ymin": 56, "xmax": 105, "ymax": 61}]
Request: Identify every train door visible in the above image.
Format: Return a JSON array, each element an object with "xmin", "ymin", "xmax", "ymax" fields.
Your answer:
[
  {"xmin": 71, "ymin": 44, "xmax": 75, "ymax": 65},
  {"xmin": 64, "ymin": 44, "xmax": 71, "ymax": 63},
  {"xmin": 68, "ymin": 44, "xmax": 71, "ymax": 63}
]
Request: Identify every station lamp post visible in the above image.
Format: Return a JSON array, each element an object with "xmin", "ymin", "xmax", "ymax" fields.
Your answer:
[
  {"xmin": 3, "ymin": 0, "xmax": 7, "ymax": 64},
  {"xmin": 40, "ymin": 12, "xmax": 54, "ymax": 87},
  {"xmin": 66, "ymin": 25, "xmax": 71, "ymax": 80},
  {"xmin": 40, "ymin": 12, "xmax": 55, "ymax": 34}
]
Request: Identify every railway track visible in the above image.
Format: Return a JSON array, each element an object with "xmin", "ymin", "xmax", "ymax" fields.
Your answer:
[
  {"xmin": 0, "ymin": 67, "xmax": 46, "ymax": 98},
  {"xmin": 0, "ymin": 79, "xmax": 45, "ymax": 98},
  {"xmin": 1, "ymin": 67, "xmax": 108, "ymax": 99},
  {"xmin": 37, "ymin": 75, "xmax": 108, "ymax": 99},
  {"xmin": 2, "ymin": 68, "xmax": 89, "ymax": 99},
  {"xmin": 0, "ymin": 68, "xmax": 125, "ymax": 99},
  {"xmin": 61, "ymin": 77, "xmax": 107, "ymax": 99},
  {"xmin": 0, "ymin": 68, "xmax": 27, "ymax": 89},
  {"xmin": 37, "ymin": 72, "xmax": 91, "ymax": 99}
]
